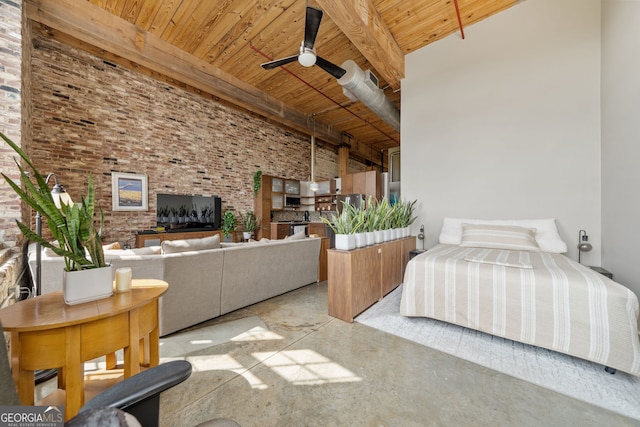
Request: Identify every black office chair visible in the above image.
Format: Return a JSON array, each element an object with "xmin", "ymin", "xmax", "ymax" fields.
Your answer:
[{"xmin": 1, "ymin": 319, "xmax": 239, "ymax": 426}]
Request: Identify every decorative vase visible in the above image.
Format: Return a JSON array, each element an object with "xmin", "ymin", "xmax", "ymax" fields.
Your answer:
[
  {"xmin": 335, "ymin": 234, "xmax": 356, "ymax": 251},
  {"xmin": 63, "ymin": 265, "xmax": 113, "ymax": 305}
]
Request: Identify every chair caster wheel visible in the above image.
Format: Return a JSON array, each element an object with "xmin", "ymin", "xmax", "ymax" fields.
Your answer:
[{"xmin": 604, "ymin": 366, "xmax": 616, "ymax": 374}]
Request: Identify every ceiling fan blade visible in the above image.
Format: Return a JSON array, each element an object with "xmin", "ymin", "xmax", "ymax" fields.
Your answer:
[
  {"xmin": 261, "ymin": 55, "xmax": 299, "ymax": 70},
  {"xmin": 303, "ymin": 6, "xmax": 323, "ymax": 49},
  {"xmin": 315, "ymin": 56, "xmax": 346, "ymax": 79}
]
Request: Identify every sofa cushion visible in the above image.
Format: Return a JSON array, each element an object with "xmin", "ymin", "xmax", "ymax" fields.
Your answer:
[{"xmin": 161, "ymin": 234, "xmax": 221, "ymax": 254}]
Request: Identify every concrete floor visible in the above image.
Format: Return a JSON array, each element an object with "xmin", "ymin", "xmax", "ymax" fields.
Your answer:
[{"xmin": 158, "ymin": 282, "xmax": 637, "ymax": 427}]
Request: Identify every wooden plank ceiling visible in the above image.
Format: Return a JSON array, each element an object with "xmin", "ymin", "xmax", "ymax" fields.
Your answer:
[{"xmin": 36, "ymin": 0, "xmax": 518, "ymax": 161}]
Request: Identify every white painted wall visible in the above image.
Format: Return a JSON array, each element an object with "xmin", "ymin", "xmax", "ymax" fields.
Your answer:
[
  {"xmin": 402, "ymin": 0, "xmax": 602, "ymax": 265},
  {"xmin": 601, "ymin": 0, "xmax": 640, "ymax": 297}
]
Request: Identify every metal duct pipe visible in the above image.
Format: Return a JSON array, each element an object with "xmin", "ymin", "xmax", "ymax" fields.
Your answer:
[{"xmin": 337, "ymin": 60, "xmax": 400, "ymax": 132}]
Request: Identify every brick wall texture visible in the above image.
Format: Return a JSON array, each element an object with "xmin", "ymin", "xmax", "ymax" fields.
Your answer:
[
  {"xmin": 0, "ymin": 0, "xmax": 23, "ymax": 247},
  {"xmin": 23, "ymin": 33, "xmax": 364, "ymax": 247}
]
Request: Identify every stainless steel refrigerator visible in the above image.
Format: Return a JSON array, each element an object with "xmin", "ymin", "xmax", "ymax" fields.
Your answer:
[{"xmin": 335, "ymin": 194, "xmax": 366, "ymax": 214}]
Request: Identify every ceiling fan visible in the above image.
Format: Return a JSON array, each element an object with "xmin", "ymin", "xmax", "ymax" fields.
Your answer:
[{"xmin": 261, "ymin": 6, "xmax": 346, "ymax": 79}]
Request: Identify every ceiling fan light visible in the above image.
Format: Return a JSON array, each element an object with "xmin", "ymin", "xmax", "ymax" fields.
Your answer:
[{"xmin": 298, "ymin": 51, "xmax": 316, "ymax": 67}]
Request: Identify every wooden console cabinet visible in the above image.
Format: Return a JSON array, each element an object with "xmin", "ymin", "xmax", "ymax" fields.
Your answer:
[
  {"xmin": 327, "ymin": 236, "xmax": 415, "ymax": 322},
  {"xmin": 135, "ymin": 230, "xmax": 222, "ymax": 248}
]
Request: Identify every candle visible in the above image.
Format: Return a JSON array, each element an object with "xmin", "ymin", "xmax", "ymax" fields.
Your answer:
[{"xmin": 115, "ymin": 267, "xmax": 132, "ymax": 293}]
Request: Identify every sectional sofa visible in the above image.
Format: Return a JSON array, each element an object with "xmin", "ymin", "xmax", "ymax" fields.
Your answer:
[{"xmin": 28, "ymin": 235, "xmax": 321, "ymax": 336}]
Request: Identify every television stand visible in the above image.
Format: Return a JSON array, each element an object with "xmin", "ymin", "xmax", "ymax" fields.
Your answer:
[{"xmin": 135, "ymin": 229, "xmax": 222, "ymax": 248}]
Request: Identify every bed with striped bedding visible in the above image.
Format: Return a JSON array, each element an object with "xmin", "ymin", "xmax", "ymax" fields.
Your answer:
[{"xmin": 400, "ymin": 244, "xmax": 640, "ymax": 375}]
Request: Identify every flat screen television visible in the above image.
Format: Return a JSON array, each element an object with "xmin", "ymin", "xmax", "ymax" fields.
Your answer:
[{"xmin": 157, "ymin": 194, "xmax": 221, "ymax": 230}]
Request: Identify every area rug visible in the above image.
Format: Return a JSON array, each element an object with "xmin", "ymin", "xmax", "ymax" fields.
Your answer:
[{"xmin": 355, "ymin": 285, "xmax": 640, "ymax": 420}]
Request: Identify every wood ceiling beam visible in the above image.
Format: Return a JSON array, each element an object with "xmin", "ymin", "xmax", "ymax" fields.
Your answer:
[
  {"xmin": 315, "ymin": 0, "xmax": 404, "ymax": 90},
  {"xmin": 25, "ymin": 0, "xmax": 344, "ymax": 145}
]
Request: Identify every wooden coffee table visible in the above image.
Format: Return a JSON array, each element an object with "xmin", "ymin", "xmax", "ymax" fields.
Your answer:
[{"xmin": 0, "ymin": 279, "xmax": 168, "ymax": 420}]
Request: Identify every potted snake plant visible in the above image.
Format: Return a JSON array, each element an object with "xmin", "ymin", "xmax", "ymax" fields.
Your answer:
[
  {"xmin": 241, "ymin": 211, "xmax": 259, "ymax": 240},
  {"xmin": 1, "ymin": 132, "xmax": 111, "ymax": 305}
]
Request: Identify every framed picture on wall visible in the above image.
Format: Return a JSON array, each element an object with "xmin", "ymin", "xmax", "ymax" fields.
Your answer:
[{"xmin": 111, "ymin": 172, "xmax": 148, "ymax": 211}]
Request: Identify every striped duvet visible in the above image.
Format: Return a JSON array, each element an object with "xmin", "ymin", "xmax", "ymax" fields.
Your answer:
[{"xmin": 400, "ymin": 244, "xmax": 640, "ymax": 375}]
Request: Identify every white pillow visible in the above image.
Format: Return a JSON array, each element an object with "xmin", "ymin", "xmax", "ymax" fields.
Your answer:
[
  {"xmin": 439, "ymin": 217, "xmax": 567, "ymax": 253},
  {"xmin": 161, "ymin": 234, "xmax": 221, "ymax": 254},
  {"xmin": 459, "ymin": 224, "xmax": 540, "ymax": 252},
  {"xmin": 285, "ymin": 231, "xmax": 306, "ymax": 240}
]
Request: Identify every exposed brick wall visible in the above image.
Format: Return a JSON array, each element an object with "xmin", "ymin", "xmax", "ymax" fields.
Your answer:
[
  {"xmin": 0, "ymin": 0, "xmax": 23, "ymax": 248},
  {"xmin": 26, "ymin": 34, "xmax": 350, "ymax": 247},
  {"xmin": 0, "ymin": 0, "xmax": 25, "ymax": 310}
]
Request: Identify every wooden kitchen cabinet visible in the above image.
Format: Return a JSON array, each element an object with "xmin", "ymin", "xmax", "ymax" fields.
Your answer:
[
  {"xmin": 340, "ymin": 170, "xmax": 380, "ymax": 200},
  {"xmin": 270, "ymin": 223, "xmax": 290, "ymax": 240},
  {"xmin": 255, "ymin": 175, "xmax": 272, "ymax": 240},
  {"xmin": 308, "ymin": 222, "xmax": 326, "ymax": 237},
  {"xmin": 327, "ymin": 236, "xmax": 415, "ymax": 322}
]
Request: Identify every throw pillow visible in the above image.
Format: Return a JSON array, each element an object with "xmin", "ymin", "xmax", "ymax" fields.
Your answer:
[
  {"xmin": 103, "ymin": 242, "xmax": 122, "ymax": 250},
  {"xmin": 161, "ymin": 234, "xmax": 221, "ymax": 254},
  {"xmin": 459, "ymin": 224, "xmax": 540, "ymax": 251},
  {"xmin": 285, "ymin": 231, "xmax": 306, "ymax": 240}
]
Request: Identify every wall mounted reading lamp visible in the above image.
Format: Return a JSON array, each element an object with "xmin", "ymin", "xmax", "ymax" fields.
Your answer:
[{"xmin": 577, "ymin": 229, "xmax": 592, "ymax": 264}]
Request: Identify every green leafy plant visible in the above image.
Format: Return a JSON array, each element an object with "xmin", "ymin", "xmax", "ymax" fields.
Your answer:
[
  {"xmin": 322, "ymin": 202, "xmax": 359, "ymax": 234},
  {"xmin": 241, "ymin": 210, "xmax": 260, "ymax": 233},
  {"xmin": 372, "ymin": 198, "xmax": 393, "ymax": 231},
  {"xmin": 398, "ymin": 199, "xmax": 417, "ymax": 228},
  {"xmin": 253, "ymin": 170, "xmax": 262, "ymax": 197},
  {"xmin": 1, "ymin": 131, "xmax": 106, "ymax": 272},
  {"xmin": 221, "ymin": 211, "xmax": 237, "ymax": 237}
]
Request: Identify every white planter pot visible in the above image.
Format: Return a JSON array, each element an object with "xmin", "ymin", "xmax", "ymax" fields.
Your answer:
[
  {"xmin": 383, "ymin": 229, "xmax": 391, "ymax": 242},
  {"xmin": 243, "ymin": 231, "xmax": 252, "ymax": 240},
  {"xmin": 63, "ymin": 265, "xmax": 113, "ymax": 305},
  {"xmin": 335, "ymin": 234, "xmax": 356, "ymax": 251},
  {"xmin": 374, "ymin": 230, "xmax": 384, "ymax": 244},
  {"xmin": 365, "ymin": 231, "xmax": 375, "ymax": 246},
  {"xmin": 354, "ymin": 232, "xmax": 366, "ymax": 248}
]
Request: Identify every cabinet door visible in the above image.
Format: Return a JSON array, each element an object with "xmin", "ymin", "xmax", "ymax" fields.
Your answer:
[
  {"xmin": 284, "ymin": 179, "xmax": 300, "ymax": 194},
  {"xmin": 271, "ymin": 178, "xmax": 283, "ymax": 193},
  {"xmin": 381, "ymin": 240, "xmax": 403, "ymax": 296},
  {"xmin": 272, "ymin": 193, "xmax": 283, "ymax": 210}
]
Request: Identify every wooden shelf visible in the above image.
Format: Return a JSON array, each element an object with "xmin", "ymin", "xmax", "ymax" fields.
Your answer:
[{"xmin": 315, "ymin": 194, "xmax": 336, "ymax": 212}]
